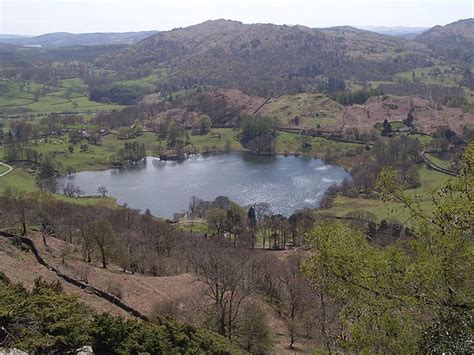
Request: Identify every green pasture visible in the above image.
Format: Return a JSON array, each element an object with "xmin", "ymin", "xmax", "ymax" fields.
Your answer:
[{"xmin": 316, "ymin": 167, "xmax": 450, "ymax": 223}]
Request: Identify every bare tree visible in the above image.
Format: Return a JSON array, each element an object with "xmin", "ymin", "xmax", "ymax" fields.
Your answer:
[
  {"xmin": 97, "ymin": 185, "xmax": 108, "ymax": 197},
  {"xmin": 188, "ymin": 196, "xmax": 202, "ymax": 226},
  {"xmin": 72, "ymin": 209, "xmax": 96, "ymax": 263},
  {"xmin": 62, "ymin": 182, "xmax": 83, "ymax": 198},
  {"xmin": 85, "ymin": 219, "xmax": 117, "ymax": 268},
  {"xmin": 278, "ymin": 254, "xmax": 311, "ymax": 349},
  {"xmin": 189, "ymin": 239, "xmax": 254, "ymax": 339},
  {"xmin": 253, "ymin": 202, "xmax": 271, "ymax": 226},
  {"xmin": 2, "ymin": 187, "xmax": 31, "ymax": 235}
]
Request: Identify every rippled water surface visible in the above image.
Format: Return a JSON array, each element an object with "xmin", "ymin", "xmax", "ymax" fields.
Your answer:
[{"xmin": 59, "ymin": 153, "xmax": 351, "ymax": 218}]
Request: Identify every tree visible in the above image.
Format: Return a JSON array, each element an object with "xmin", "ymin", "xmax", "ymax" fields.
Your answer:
[
  {"xmin": 0, "ymin": 278, "xmax": 239, "ymax": 354},
  {"xmin": 404, "ymin": 109, "xmax": 415, "ymax": 127},
  {"xmin": 68, "ymin": 130, "xmax": 82, "ymax": 144},
  {"xmin": 62, "ymin": 182, "xmax": 83, "ymax": 198},
  {"xmin": 97, "ymin": 186, "xmax": 108, "ymax": 197},
  {"xmin": 278, "ymin": 254, "xmax": 309, "ymax": 349},
  {"xmin": 226, "ymin": 202, "xmax": 246, "ymax": 245},
  {"xmin": 381, "ymin": 119, "xmax": 392, "ymax": 136},
  {"xmin": 167, "ymin": 120, "xmax": 185, "ymax": 148},
  {"xmin": 2, "ymin": 187, "xmax": 31, "ymax": 235},
  {"xmin": 116, "ymin": 245, "xmax": 132, "ymax": 272},
  {"xmin": 302, "ymin": 143, "xmax": 474, "ymax": 353},
  {"xmin": 240, "ymin": 115, "xmax": 276, "ymax": 154},
  {"xmin": 66, "ymin": 166, "xmax": 76, "ymax": 176},
  {"xmin": 247, "ymin": 207, "xmax": 257, "ymax": 249},
  {"xmin": 236, "ymin": 303, "xmax": 273, "ymax": 353},
  {"xmin": 0, "ymin": 279, "xmax": 91, "ymax": 352},
  {"xmin": 188, "ymin": 196, "xmax": 203, "ymax": 226},
  {"xmin": 85, "ymin": 219, "xmax": 117, "ymax": 268},
  {"xmin": 196, "ymin": 114, "xmax": 212, "ymax": 135},
  {"xmin": 253, "ymin": 202, "xmax": 271, "ymax": 226},
  {"xmin": 207, "ymin": 208, "xmax": 227, "ymax": 236},
  {"xmin": 188, "ymin": 240, "xmax": 254, "ymax": 340},
  {"xmin": 38, "ymin": 156, "xmax": 56, "ymax": 180}
]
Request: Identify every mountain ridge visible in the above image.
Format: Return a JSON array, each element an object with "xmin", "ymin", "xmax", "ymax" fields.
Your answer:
[
  {"xmin": 0, "ymin": 30, "xmax": 159, "ymax": 47},
  {"xmin": 101, "ymin": 19, "xmax": 434, "ymax": 96}
]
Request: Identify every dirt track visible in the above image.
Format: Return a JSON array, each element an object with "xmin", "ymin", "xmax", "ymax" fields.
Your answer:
[{"xmin": 0, "ymin": 162, "xmax": 12, "ymax": 177}]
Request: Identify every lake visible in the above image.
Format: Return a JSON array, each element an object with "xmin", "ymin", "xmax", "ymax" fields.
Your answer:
[{"xmin": 59, "ymin": 153, "xmax": 351, "ymax": 218}]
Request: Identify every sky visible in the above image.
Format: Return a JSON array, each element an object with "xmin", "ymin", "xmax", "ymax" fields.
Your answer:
[{"xmin": 0, "ymin": 0, "xmax": 472, "ymax": 35}]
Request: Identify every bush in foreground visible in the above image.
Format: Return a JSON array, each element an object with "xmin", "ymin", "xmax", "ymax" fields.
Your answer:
[{"xmin": 0, "ymin": 278, "xmax": 243, "ymax": 354}]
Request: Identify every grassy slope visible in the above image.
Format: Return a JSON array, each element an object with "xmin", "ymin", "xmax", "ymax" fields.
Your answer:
[
  {"xmin": 0, "ymin": 163, "xmax": 9, "ymax": 175},
  {"xmin": 275, "ymin": 131, "xmax": 362, "ymax": 158},
  {"xmin": 317, "ymin": 167, "xmax": 449, "ymax": 222},
  {"xmin": 384, "ymin": 64, "xmax": 474, "ymax": 104},
  {"xmin": 0, "ymin": 79, "xmax": 123, "ymax": 114},
  {"xmin": 262, "ymin": 93, "xmax": 343, "ymax": 128},
  {"xmin": 0, "ymin": 164, "xmax": 116, "ymax": 206},
  {"xmin": 0, "ymin": 167, "xmax": 37, "ymax": 192},
  {"xmin": 425, "ymin": 152, "xmax": 452, "ymax": 170}
]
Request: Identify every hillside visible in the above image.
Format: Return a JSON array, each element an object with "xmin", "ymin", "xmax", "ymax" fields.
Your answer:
[
  {"xmin": 0, "ymin": 31, "xmax": 158, "ymax": 47},
  {"xmin": 415, "ymin": 18, "xmax": 474, "ymax": 64},
  {"xmin": 0, "ymin": 231, "xmax": 312, "ymax": 353},
  {"xmin": 0, "ymin": 43, "xmax": 126, "ymax": 66},
  {"xmin": 358, "ymin": 26, "xmax": 428, "ymax": 37},
  {"xmin": 343, "ymin": 95, "xmax": 473, "ymax": 134},
  {"xmin": 100, "ymin": 20, "xmax": 433, "ymax": 96},
  {"xmin": 260, "ymin": 93, "xmax": 343, "ymax": 129}
]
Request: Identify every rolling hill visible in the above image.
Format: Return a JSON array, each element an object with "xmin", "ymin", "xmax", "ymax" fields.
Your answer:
[
  {"xmin": 415, "ymin": 18, "xmax": 474, "ymax": 64},
  {"xmin": 0, "ymin": 30, "xmax": 158, "ymax": 47},
  {"xmin": 100, "ymin": 20, "xmax": 434, "ymax": 96},
  {"xmin": 358, "ymin": 26, "xmax": 428, "ymax": 37}
]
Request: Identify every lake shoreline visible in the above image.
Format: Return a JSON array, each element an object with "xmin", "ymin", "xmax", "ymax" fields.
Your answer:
[
  {"xmin": 62, "ymin": 150, "xmax": 351, "ymax": 177},
  {"xmin": 58, "ymin": 152, "xmax": 352, "ymax": 218}
]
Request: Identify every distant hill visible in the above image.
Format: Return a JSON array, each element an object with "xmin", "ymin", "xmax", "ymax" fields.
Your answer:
[
  {"xmin": 0, "ymin": 31, "xmax": 158, "ymax": 47},
  {"xmin": 0, "ymin": 43, "xmax": 127, "ymax": 66},
  {"xmin": 359, "ymin": 26, "xmax": 428, "ymax": 38},
  {"xmin": 415, "ymin": 18, "xmax": 474, "ymax": 64},
  {"xmin": 0, "ymin": 34, "xmax": 32, "ymax": 40},
  {"xmin": 101, "ymin": 20, "xmax": 432, "ymax": 96}
]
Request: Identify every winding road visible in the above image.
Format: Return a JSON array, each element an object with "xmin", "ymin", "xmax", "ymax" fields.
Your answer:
[
  {"xmin": 420, "ymin": 151, "xmax": 459, "ymax": 177},
  {"xmin": 0, "ymin": 161, "xmax": 12, "ymax": 177}
]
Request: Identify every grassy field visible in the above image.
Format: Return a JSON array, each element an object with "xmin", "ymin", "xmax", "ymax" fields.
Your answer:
[
  {"xmin": 425, "ymin": 152, "xmax": 452, "ymax": 170},
  {"xmin": 0, "ymin": 166, "xmax": 37, "ymax": 192},
  {"xmin": 275, "ymin": 131, "xmax": 363, "ymax": 165},
  {"xmin": 0, "ymin": 79, "xmax": 124, "ymax": 115},
  {"xmin": 390, "ymin": 65, "xmax": 474, "ymax": 105},
  {"xmin": 261, "ymin": 93, "xmax": 343, "ymax": 128},
  {"xmin": 111, "ymin": 67, "xmax": 168, "ymax": 94},
  {"xmin": 0, "ymin": 161, "xmax": 117, "ymax": 207},
  {"xmin": 316, "ymin": 167, "xmax": 450, "ymax": 223},
  {"xmin": 0, "ymin": 129, "xmax": 241, "ymax": 175},
  {"xmin": 394, "ymin": 65, "xmax": 464, "ymax": 86},
  {"xmin": 0, "ymin": 163, "xmax": 10, "ymax": 175},
  {"xmin": 177, "ymin": 218, "xmax": 210, "ymax": 233}
]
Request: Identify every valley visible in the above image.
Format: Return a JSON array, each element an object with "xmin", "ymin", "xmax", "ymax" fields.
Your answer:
[{"xmin": 0, "ymin": 14, "xmax": 472, "ymax": 355}]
